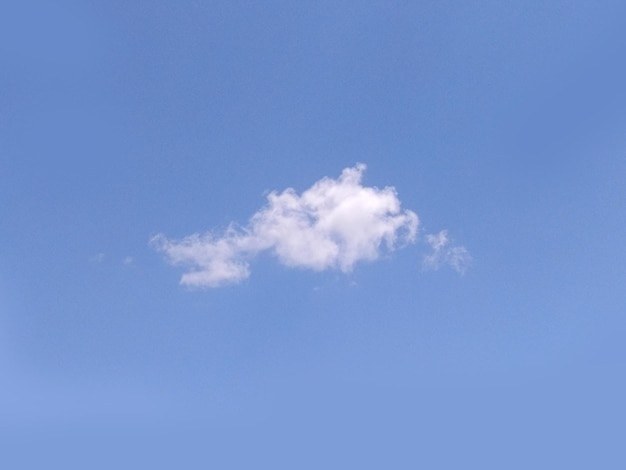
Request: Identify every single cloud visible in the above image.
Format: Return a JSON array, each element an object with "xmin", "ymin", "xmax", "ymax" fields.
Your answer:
[
  {"xmin": 151, "ymin": 164, "xmax": 420, "ymax": 288},
  {"xmin": 423, "ymin": 230, "xmax": 471, "ymax": 274},
  {"xmin": 90, "ymin": 253, "xmax": 105, "ymax": 264}
]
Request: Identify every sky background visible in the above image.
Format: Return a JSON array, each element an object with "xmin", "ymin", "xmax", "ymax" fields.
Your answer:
[{"xmin": 1, "ymin": 1, "xmax": 626, "ymax": 468}]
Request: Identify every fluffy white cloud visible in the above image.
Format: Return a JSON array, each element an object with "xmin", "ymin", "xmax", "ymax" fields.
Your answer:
[
  {"xmin": 151, "ymin": 164, "xmax": 419, "ymax": 288},
  {"xmin": 423, "ymin": 230, "xmax": 471, "ymax": 274}
]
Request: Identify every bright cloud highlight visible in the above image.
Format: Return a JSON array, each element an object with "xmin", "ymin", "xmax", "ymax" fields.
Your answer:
[{"xmin": 151, "ymin": 164, "xmax": 420, "ymax": 288}]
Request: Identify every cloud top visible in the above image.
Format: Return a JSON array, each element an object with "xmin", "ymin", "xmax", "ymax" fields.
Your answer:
[{"xmin": 152, "ymin": 164, "xmax": 419, "ymax": 288}]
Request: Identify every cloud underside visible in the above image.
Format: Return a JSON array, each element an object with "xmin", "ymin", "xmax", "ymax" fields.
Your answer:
[{"xmin": 152, "ymin": 164, "xmax": 419, "ymax": 288}]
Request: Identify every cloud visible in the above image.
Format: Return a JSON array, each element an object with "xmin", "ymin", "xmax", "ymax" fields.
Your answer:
[
  {"xmin": 89, "ymin": 253, "xmax": 105, "ymax": 264},
  {"xmin": 151, "ymin": 164, "xmax": 420, "ymax": 288},
  {"xmin": 423, "ymin": 230, "xmax": 471, "ymax": 274}
]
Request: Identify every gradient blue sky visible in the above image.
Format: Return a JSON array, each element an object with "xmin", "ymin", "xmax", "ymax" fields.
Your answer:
[{"xmin": 2, "ymin": 1, "xmax": 626, "ymax": 468}]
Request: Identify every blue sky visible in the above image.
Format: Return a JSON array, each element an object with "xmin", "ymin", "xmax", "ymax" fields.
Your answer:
[{"xmin": 2, "ymin": 1, "xmax": 626, "ymax": 468}]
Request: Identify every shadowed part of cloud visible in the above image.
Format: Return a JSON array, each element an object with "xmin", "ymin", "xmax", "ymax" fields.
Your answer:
[
  {"xmin": 151, "ymin": 164, "xmax": 419, "ymax": 288},
  {"xmin": 423, "ymin": 230, "xmax": 471, "ymax": 274}
]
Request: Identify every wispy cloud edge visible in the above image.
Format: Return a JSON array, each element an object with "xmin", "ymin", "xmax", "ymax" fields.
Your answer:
[{"xmin": 423, "ymin": 229, "xmax": 471, "ymax": 275}]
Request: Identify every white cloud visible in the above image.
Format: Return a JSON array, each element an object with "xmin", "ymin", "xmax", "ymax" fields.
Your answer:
[
  {"xmin": 151, "ymin": 164, "xmax": 419, "ymax": 288},
  {"xmin": 423, "ymin": 230, "xmax": 471, "ymax": 274}
]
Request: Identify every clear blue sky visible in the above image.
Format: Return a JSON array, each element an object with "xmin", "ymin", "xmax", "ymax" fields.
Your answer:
[{"xmin": 2, "ymin": 1, "xmax": 626, "ymax": 468}]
